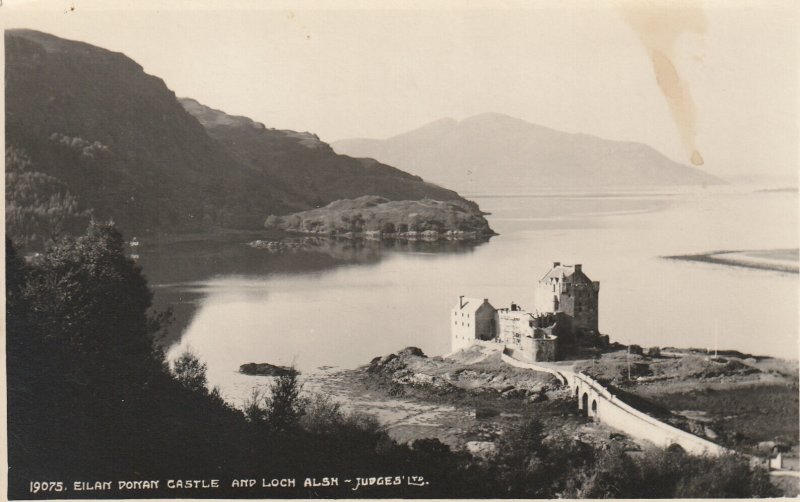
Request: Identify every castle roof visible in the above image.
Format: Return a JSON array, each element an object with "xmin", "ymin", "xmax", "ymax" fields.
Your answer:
[
  {"xmin": 540, "ymin": 262, "xmax": 594, "ymax": 284},
  {"xmin": 453, "ymin": 297, "xmax": 493, "ymax": 312}
]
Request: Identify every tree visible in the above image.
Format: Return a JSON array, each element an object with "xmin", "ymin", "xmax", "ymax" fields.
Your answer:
[
  {"xmin": 265, "ymin": 369, "xmax": 305, "ymax": 431},
  {"xmin": 300, "ymin": 393, "xmax": 344, "ymax": 434},
  {"xmin": 577, "ymin": 448, "xmax": 636, "ymax": 498},
  {"xmin": 349, "ymin": 212, "xmax": 365, "ymax": 233},
  {"xmin": 172, "ymin": 349, "xmax": 209, "ymax": 394},
  {"xmin": 6, "ymin": 221, "xmax": 171, "ymax": 489},
  {"xmin": 408, "ymin": 214, "xmax": 421, "ymax": 232},
  {"xmin": 242, "ymin": 387, "xmax": 268, "ymax": 423},
  {"xmin": 5, "ymin": 146, "xmax": 93, "ymax": 249},
  {"xmin": 490, "ymin": 418, "xmax": 551, "ymax": 496},
  {"xmin": 24, "ymin": 221, "xmax": 154, "ymax": 361},
  {"xmin": 6, "ymin": 238, "xmax": 28, "ymax": 320}
]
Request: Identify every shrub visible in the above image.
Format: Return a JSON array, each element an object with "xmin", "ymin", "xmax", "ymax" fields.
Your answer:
[
  {"xmin": 242, "ymin": 387, "xmax": 267, "ymax": 423},
  {"xmin": 300, "ymin": 393, "xmax": 344, "ymax": 434},
  {"xmin": 265, "ymin": 369, "xmax": 305, "ymax": 431},
  {"xmin": 576, "ymin": 448, "xmax": 636, "ymax": 498},
  {"xmin": 634, "ymin": 448, "xmax": 779, "ymax": 498},
  {"xmin": 172, "ymin": 349, "xmax": 208, "ymax": 394}
]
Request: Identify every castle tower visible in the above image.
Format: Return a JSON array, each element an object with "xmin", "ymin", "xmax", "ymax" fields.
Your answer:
[{"xmin": 534, "ymin": 262, "xmax": 600, "ymax": 332}]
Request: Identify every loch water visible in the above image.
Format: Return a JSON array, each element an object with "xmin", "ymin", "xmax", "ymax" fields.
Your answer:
[{"xmin": 137, "ymin": 186, "xmax": 798, "ymax": 403}]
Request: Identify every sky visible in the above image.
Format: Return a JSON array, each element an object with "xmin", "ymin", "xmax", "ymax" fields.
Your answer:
[{"xmin": 3, "ymin": 0, "xmax": 798, "ymax": 183}]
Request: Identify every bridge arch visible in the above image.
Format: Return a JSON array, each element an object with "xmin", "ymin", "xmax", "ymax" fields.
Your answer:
[{"xmin": 563, "ymin": 371, "xmax": 726, "ymax": 456}]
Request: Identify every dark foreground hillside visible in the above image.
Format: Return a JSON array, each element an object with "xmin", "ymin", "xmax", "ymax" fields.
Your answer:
[
  {"xmin": 5, "ymin": 223, "xmax": 780, "ymax": 499},
  {"xmin": 5, "ymin": 29, "xmax": 480, "ymax": 249}
]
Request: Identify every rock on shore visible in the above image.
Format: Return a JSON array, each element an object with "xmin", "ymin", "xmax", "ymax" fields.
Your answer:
[
  {"xmin": 365, "ymin": 345, "xmax": 558, "ymax": 401},
  {"xmin": 239, "ymin": 362, "xmax": 296, "ymax": 377}
]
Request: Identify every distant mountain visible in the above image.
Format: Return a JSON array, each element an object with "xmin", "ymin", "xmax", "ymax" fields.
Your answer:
[
  {"xmin": 5, "ymin": 29, "xmax": 478, "ymax": 247},
  {"xmin": 332, "ymin": 113, "xmax": 725, "ymax": 192}
]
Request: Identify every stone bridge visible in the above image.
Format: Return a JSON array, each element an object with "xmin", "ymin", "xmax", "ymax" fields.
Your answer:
[{"xmin": 501, "ymin": 353, "xmax": 728, "ymax": 457}]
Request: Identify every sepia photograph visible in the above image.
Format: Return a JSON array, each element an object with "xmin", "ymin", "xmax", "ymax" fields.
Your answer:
[{"xmin": 3, "ymin": 0, "xmax": 798, "ymax": 498}]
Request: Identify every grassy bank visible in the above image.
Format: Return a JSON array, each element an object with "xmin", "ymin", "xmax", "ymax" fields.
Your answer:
[
  {"xmin": 343, "ymin": 346, "xmax": 642, "ymax": 452},
  {"xmin": 574, "ymin": 349, "xmax": 799, "ymax": 455}
]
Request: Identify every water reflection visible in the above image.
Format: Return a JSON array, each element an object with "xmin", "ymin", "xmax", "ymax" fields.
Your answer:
[
  {"xmin": 138, "ymin": 235, "xmax": 486, "ymax": 346},
  {"xmin": 136, "ymin": 187, "xmax": 797, "ymax": 404}
]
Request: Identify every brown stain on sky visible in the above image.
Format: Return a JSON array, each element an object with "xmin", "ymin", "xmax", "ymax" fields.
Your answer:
[{"xmin": 620, "ymin": 1, "xmax": 707, "ymax": 166}]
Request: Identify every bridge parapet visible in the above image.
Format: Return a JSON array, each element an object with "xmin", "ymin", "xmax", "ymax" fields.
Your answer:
[{"xmin": 501, "ymin": 352, "xmax": 729, "ymax": 457}]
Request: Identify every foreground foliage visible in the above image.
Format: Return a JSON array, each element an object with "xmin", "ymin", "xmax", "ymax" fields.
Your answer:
[
  {"xmin": 5, "ymin": 223, "xmax": 779, "ymax": 498},
  {"xmin": 5, "ymin": 147, "xmax": 93, "ymax": 250}
]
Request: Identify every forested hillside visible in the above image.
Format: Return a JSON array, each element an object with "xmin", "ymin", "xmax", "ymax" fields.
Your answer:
[
  {"xmin": 5, "ymin": 29, "xmax": 479, "ymax": 249},
  {"xmin": 180, "ymin": 98, "xmax": 466, "ymax": 208}
]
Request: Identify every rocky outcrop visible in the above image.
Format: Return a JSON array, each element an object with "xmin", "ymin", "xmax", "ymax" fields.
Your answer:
[
  {"xmin": 365, "ymin": 346, "xmax": 557, "ymax": 401},
  {"xmin": 239, "ymin": 362, "xmax": 296, "ymax": 377}
]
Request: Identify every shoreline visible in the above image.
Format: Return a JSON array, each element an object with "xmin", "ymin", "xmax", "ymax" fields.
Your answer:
[
  {"xmin": 665, "ymin": 248, "xmax": 798, "ymax": 274},
  {"xmin": 333, "ymin": 345, "xmax": 797, "ymax": 454}
]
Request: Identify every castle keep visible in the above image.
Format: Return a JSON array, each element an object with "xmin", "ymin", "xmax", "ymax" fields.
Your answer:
[
  {"xmin": 534, "ymin": 262, "xmax": 600, "ymax": 333},
  {"xmin": 451, "ymin": 262, "xmax": 600, "ymax": 362}
]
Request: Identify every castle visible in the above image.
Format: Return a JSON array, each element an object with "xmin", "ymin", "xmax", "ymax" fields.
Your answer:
[{"xmin": 451, "ymin": 262, "xmax": 601, "ymax": 362}]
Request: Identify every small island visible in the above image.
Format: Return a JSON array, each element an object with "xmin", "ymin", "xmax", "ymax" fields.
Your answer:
[
  {"xmin": 239, "ymin": 362, "xmax": 297, "ymax": 377},
  {"xmin": 263, "ymin": 195, "xmax": 495, "ymax": 241}
]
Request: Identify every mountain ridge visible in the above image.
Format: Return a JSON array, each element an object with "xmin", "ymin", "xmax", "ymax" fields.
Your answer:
[
  {"xmin": 177, "ymin": 98, "xmax": 471, "ymax": 210},
  {"xmin": 332, "ymin": 114, "xmax": 725, "ymax": 191}
]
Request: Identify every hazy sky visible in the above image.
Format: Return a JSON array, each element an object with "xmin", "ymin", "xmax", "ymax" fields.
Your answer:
[{"xmin": 3, "ymin": 0, "xmax": 798, "ymax": 182}]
